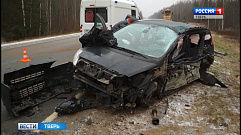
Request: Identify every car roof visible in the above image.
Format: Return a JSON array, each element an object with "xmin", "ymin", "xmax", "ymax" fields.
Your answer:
[{"xmin": 136, "ymin": 19, "xmax": 207, "ymax": 33}]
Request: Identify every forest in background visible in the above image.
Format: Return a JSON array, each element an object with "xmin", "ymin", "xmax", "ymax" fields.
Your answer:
[
  {"xmin": 149, "ymin": 0, "xmax": 240, "ymax": 41},
  {"xmin": 1, "ymin": 0, "xmax": 81, "ymax": 42}
]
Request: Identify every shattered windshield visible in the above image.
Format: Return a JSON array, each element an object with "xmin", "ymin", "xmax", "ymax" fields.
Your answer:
[{"xmin": 113, "ymin": 23, "xmax": 178, "ymax": 58}]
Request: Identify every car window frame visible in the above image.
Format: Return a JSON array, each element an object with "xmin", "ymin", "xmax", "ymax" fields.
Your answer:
[
  {"xmin": 96, "ymin": 13, "xmax": 107, "ymax": 30},
  {"xmin": 89, "ymin": 13, "xmax": 107, "ymax": 35}
]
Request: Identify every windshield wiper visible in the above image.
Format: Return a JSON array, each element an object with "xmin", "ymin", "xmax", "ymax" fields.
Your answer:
[{"xmin": 115, "ymin": 46, "xmax": 148, "ymax": 59}]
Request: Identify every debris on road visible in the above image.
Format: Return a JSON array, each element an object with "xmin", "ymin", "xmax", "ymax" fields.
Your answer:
[
  {"xmin": 219, "ymin": 123, "xmax": 228, "ymax": 127},
  {"xmin": 55, "ymin": 97, "xmax": 97, "ymax": 116},
  {"xmin": 24, "ymin": 109, "xmax": 35, "ymax": 117},
  {"xmin": 214, "ymin": 50, "xmax": 228, "ymax": 57},
  {"xmin": 2, "ymin": 62, "xmax": 74, "ymax": 116},
  {"xmin": 184, "ymin": 104, "xmax": 191, "ymax": 110},
  {"xmin": 85, "ymin": 118, "xmax": 92, "ymax": 125},
  {"xmin": 151, "ymin": 109, "xmax": 159, "ymax": 125},
  {"xmin": 34, "ymin": 106, "xmax": 40, "ymax": 111}
]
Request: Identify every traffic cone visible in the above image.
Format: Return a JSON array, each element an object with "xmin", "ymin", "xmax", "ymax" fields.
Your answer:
[{"xmin": 20, "ymin": 48, "xmax": 31, "ymax": 62}]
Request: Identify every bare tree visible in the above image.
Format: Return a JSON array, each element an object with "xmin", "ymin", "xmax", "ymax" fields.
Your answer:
[
  {"xmin": 45, "ymin": 0, "xmax": 49, "ymax": 34},
  {"xmin": 75, "ymin": 0, "xmax": 77, "ymax": 23},
  {"xmin": 21, "ymin": 0, "xmax": 26, "ymax": 27},
  {"xmin": 2, "ymin": 0, "xmax": 83, "ymax": 41},
  {"xmin": 39, "ymin": 2, "xmax": 42, "ymax": 36},
  {"xmin": 50, "ymin": 0, "xmax": 52, "ymax": 34},
  {"xmin": 30, "ymin": 0, "xmax": 32, "ymax": 28}
]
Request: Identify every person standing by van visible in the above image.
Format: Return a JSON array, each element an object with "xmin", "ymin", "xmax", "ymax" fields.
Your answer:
[{"xmin": 111, "ymin": 15, "xmax": 137, "ymax": 33}]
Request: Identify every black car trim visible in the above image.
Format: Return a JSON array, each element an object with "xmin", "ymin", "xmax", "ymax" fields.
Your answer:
[{"xmin": 73, "ymin": 74, "xmax": 118, "ymax": 98}]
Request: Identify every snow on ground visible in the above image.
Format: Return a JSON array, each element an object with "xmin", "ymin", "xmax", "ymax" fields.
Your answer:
[
  {"xmin": 214, "ymin": 60, "xmax": 221, "ymax": 65},
  {"xmin": 73, "ymin": 82, "xmax": 240, "ymax": 135}
]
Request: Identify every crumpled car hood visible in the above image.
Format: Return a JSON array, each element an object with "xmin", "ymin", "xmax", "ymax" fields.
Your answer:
[{"xmin": 78, "ymin": 47, "xmax": 157, "ymax": 77}]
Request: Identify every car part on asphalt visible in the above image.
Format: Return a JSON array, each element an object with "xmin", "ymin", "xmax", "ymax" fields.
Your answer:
[
  {"xmin": 214, "ymin": 50, "xmax": 228, "ymax": 57},
  {"xmin": 219, "ymin": 123, "xmax": 228, "ymax": 127},
  {"xmin": 24, "ymin": 109, "xmax": 35, "ymax": 117},
  {"xmin": 1, "ymin": 62, "xmax": 74, "ymax": 116},
  {"xmin": 55, "ymin": 97, "xmax": 97, "ymax": 116},
  {"xmin": 152, "ymin": 109, "xmax": 159, "ymax": 125},
  {"xmin": 85, "ymin": 118, "xmax": 92, "ymax": 125}
]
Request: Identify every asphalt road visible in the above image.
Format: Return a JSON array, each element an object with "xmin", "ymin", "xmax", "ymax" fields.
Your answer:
[
  {"xmin": 1, "ymin": 33, "xmax": 81, "ymax": 77},
  {"xmin": 1, "ymin": 34, "xmax": 82, "ymax": 135}
]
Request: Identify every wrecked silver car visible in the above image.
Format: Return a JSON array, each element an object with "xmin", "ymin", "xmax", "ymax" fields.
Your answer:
[{"xmin": 72, "ymin": 14, "xmax": 227, "ymax": 109}]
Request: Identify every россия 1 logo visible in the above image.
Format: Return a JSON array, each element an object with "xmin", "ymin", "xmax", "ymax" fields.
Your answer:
[{"xmin": 194, "ymin": 7, "xmax": 223, "ymax": 19}]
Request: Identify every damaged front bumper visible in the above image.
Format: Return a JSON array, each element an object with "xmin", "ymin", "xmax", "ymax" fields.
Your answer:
[
  {"xmin": 73, "ymin": 58, "xmax": 160, "ymax": 109},
  {"xmin": 1, "ymin": 62, "xmax": 73, "ymax": 116},
  {"xmin": 73, "ymin": 59, "xmax": 126, "ymax": 108}
]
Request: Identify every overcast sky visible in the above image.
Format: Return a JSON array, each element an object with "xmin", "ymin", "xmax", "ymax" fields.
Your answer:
[{"xmin": 134, "ymin": 0, "xmax": 184, "ymax": 18}]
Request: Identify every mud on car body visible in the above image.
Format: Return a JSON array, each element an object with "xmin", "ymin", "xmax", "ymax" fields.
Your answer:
[{"xmin": 73, "ymin": 14, "xmax": 227, "ymax": 109}]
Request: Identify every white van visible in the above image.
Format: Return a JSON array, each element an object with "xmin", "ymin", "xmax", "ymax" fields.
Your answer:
[{"xmin": 80, "ymin": 0, "xmax": 141, "ymax": 36}]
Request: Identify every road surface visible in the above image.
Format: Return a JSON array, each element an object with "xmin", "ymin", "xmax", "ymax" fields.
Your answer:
[{"xmin": 1, "ymin": 33, "xmax": 81, "ymax": 78}]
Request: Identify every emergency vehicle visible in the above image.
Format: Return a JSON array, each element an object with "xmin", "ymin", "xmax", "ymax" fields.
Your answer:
[
  {"xmin": 163, "ymin": 9, "xmax": 173, "ymax": 21},
  {"xmin": 80, "ymin": 0, "xmax": 141, "ymax": 36}
]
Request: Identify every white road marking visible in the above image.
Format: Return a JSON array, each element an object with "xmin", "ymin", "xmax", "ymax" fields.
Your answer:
[
  {"xmin": 42, "ymin": 112, "xmax": 59, "ymax": 123},
  {"xmin": 2, "ymin": 33, "xmax": 80, "ymax": 47},
  {"xmin": 1, "ymin": 33, "xmax": 81, "ymax": 51},
  {"xmin": 33, "ymin": 92, "xmax": 85, "ymax": 133},
  {"xmin": 33, "ymin": 112, "xmax": 58, "ymax": 133}
]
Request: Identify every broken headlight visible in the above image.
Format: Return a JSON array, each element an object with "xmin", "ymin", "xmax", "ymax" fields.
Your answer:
[{"xmin": 73, "ymin": 48, "xmax": 83, "ymax": 66}]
